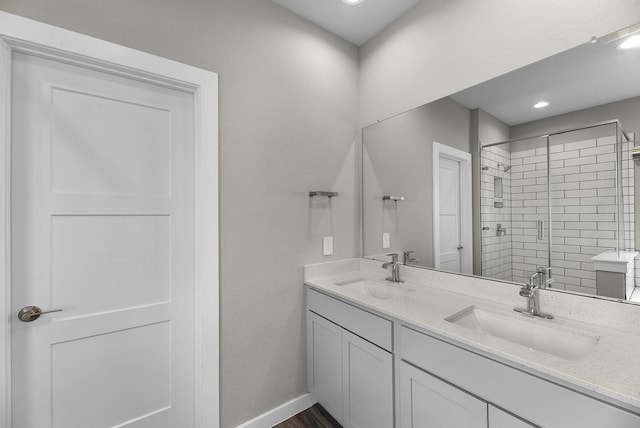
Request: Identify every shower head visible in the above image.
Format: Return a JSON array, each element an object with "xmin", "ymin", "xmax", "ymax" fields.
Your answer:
[{"xmin": 498, "ymin": 163, "xmax": 512, "ymax": 172}]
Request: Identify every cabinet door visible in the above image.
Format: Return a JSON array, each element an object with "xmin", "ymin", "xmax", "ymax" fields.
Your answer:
[
  {"xmin": 399, "ymin": 361, "xmax": 487, "ymax": 428},
  {"xmin": 489, "ymin": 405, "xmax": 536, "ymax": 428},
  {"xmin": 342, "ymin": 330, "xmax": 393, "ymax": 428},
  {"xmin": 307, "ymin": 311, "xmax": 343, "ymax": 422}
]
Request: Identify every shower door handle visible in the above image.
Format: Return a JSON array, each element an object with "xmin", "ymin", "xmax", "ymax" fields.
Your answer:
[{"xmin": 537, "ymin": 220, "xmax": 544, "ymax": 240}]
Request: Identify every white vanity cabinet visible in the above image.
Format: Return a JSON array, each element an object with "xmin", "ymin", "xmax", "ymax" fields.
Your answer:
[
  {"xmin": 342, "ymin": 329, "xmax": 393, "ymax": 428},
  {"xmin": 399, "ymin": 326, "xmax": 640, "ymax": 428},
  {"xmin": 399, "ymin": 361, "xmax": 486, "ymax": 428},
  {"xmin": 307, "ymin": 311, "xmax": 343, "ymax": 420},
  {"xmin": 488, "ymin": 406, "xmax": 536, "ymax": 428},
  {"xmin": 399, "ymin": 361, "xmax": 536, "ymax": 428},
  {"xmin": 307, "ymin": 288, "xmax": 393, "ymax": 428}
]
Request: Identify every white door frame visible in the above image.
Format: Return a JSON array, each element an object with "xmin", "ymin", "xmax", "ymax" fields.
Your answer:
[
  {"xmin": 432, "ymin": 142, "xmax": 473, "ymax": 274},
  {"xmin": 0, "ymin": 12, "xmax": 219, "ymax": 427}
]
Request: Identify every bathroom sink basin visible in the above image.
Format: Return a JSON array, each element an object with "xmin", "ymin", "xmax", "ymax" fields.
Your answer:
[
  {"xmin": 334, "ymin": 278, "xmax": 415, "ymax": 300},
  {"xmin": 445, "ymin": 306, "xmax": 600, "ymax": 361}
]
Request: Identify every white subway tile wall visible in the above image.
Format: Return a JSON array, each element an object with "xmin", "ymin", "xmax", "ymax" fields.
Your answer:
[
  {"xmin": 481, "ymin": 135, "xmax": 636, "ymax": 296},
  {"xmin": 481, "ymin": 145, "xmax": 512, "ymax": 281}
]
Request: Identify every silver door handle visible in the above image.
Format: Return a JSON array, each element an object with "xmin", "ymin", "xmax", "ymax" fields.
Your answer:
[
  {"xmin": 457, "ymin": 245, "xmax": 463, "ymax": 250},
  {"xmin": 17, "ymin": 305, "xmax": 62, "ymax": 322}
]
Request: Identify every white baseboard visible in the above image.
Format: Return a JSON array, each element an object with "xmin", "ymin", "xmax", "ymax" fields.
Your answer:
[{"xmin": 236, "ymin": 393, "xmax": 317, "ymax": 428}]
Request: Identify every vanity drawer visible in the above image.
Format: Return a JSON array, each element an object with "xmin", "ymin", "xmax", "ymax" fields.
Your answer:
[
  {"xmin": 400, "ymin": 326, "xmax": 640, "ymax": 428},
  {"xmin": 307, "ymin": 288, "xmax": 392, "ymax": 351}
]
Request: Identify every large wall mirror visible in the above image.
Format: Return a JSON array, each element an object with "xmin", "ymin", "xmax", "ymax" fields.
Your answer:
[{"xmin": 362, "ymin": 24, "xmax": 640, "ymax": 304}]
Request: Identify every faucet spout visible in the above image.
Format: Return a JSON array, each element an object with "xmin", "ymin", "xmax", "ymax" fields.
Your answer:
[
  {"xmin": 382, "ymin": 253, "xmax": 402, "ymax": 283},
  {"xmin": 528, "ymin": 272, "xmax": 541, "ymax": 287},
  {"xmin": 514, "ymin": 271, "xmax": 554, "ymax": 319}
]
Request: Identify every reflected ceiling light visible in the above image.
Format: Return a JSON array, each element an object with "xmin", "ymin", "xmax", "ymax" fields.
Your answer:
[
  {"xmin": 342, "ymin": 0, "xmax": 365, "ymax": 4},
  {"xmin": 618, "ymin": 34, "xmax": 640, "ymax": 50},
  {"xmin": 597, "ymin": 22, "xmax": 640, "ymax": 44},
  {"xmin": 533, "ymin": 101, "xmax": 549, "ymax": 109}
]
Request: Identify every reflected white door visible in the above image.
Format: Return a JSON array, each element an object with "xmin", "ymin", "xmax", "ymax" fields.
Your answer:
[
  {"xmin": 439, "ymin": 157, "xmax": 462, "ymax": 272},
  {"xmin": 11, "ymin": 53, "xmax": 195, "ymax": 428}
]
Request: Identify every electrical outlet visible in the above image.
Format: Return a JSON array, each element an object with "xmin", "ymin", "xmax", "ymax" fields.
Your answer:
[
  {"xmin": 323, "ymin": 236, "xmax": 333, "ymax": 256},
  {"xmin": 382, "ymin": 232, "xmax": 390, "ymax": 249}
]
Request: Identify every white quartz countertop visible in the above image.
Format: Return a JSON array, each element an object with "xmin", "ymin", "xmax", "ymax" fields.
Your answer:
[{"xmin": 304, "ymin": 258, "xmax": 640, "ymax": 413}]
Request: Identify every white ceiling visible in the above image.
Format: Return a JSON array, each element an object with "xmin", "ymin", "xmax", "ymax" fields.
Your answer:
[
  {"xmin": 450, "ymin": 39, "xmax": 640, "ymax": 126},
  {"xmin": 272, "ymin": 0, "xmax": 420, "ymax": 46}
]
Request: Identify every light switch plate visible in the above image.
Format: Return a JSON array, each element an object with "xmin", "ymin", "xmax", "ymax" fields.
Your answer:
[
  {"xmin": 323, "ymin": 236, "xmax": 333, "ymax": 256},
  {"xmin": 382, "ymin": 232, "xmax": 390, "ymax": 249}
]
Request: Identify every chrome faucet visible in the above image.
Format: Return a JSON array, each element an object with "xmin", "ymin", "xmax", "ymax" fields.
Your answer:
[
  {"xmin": 535, "ymin": 266, "xmax": 554, "ymax": 289},
  {"xmin": 382, "ymin": 253, "xmax": 402, "ymax": 283},
  {"xmin": 514, "ymin": 268, "xmax": 554, "ymax": 319},
  {"xmin": 403, "ymin": 250, "xmax": 418, "ymax": 265}
]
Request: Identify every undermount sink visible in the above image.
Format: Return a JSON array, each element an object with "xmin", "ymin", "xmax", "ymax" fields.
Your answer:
[
  {"xmin": 334, "ymin": 278, "xmax": 415, "ymax": 300},
  {"xmin": 445, "ymin": 306, "xmax": 600, "ymax": 361}
]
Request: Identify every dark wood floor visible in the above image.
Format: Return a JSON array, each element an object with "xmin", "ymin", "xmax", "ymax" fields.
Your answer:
[{"xmin": 274, "ymin": 404, "xmax": 342, "ymax": 428}]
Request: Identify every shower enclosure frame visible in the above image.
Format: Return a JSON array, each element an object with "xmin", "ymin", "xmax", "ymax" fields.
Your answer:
[{"xmin": 479, "ymin": 119, "xmax": 632, "ymax": 286}]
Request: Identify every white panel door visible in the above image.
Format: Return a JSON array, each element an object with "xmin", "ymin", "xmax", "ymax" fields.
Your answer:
[
  {"xmin": 399, "ymin": 362, "xmax": 487, "ymax": 428},
  {"xmin": 342, "ymin": 330, "xmax": 393, "ymax": 428},
  {"xmin": 11, "ymin": 52, "xmax": 195, "ymax": 428},
  {"xmin": 439, "ymin": 156, "xmax": 462, "ymax": 273}
]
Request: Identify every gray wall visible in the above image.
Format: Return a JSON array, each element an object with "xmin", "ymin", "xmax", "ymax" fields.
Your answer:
[
  {"xmin": 0, "ymin": 2, "xmax": 359, "ymax": 427},
  {"xmin": 477, "ymin": 110, "xmax": 511, "ymax": 146},
  {"xmin": 510, "ymin": 96, "xmax": 640, "ymax": 141},
  {"xmin": 359, "ymin": 0, "xmax": 640, "ymax": 127},
  {"xmin": 362, "ymin": 97, "xmax": 470, "ymax": 268}
]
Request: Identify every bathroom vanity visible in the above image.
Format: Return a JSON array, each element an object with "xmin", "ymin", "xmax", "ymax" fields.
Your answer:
[{"xmin": 304, "ymin": 259, "xmax": 640, "ymax": 428}]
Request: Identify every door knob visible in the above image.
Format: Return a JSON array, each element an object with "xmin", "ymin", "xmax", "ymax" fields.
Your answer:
[
  {"xmin": 457, "ymin": 245, "xmax": 464, "ymax": 250},
  {"xmin": 17, "ymin": 305, "xmax": 62, "ymax": 322}
]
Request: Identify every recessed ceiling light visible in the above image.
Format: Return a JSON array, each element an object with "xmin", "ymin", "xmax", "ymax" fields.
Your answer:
[
  {"xmin": 618, "ymin": 34, "xmax": 640, "ymax": 50},
  {"xmin": 342, "ymin": 0, "xmax": 365, "ymax": 5},
  {"xmin": 533, "ymin": 101, "xmax": 549, "ymax": 109}
]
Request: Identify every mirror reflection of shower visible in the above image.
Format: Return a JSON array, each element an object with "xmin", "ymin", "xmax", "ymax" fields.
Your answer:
[{"xmin": 480, "ymin": 120, "xmax": 637, "ymax": 300}]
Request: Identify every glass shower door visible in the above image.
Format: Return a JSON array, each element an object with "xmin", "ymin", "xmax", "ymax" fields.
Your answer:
[
  {"xmin": 481, "ymin": 120, "xmax": 634, "ymax": 298},
  {"xmin": 546, "ymin": 122, "xmax": 622, "ymax": 295},
  {"xmin": 507, "ymin": 136, "xmax": 550, "ymax": 286},
  {"xmin": 480, "ymin": 135, "xmax": 550, "ymax": 285}
]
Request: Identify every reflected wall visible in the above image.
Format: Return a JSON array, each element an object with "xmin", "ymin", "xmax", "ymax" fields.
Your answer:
[{"xmin": 362, "ymin": 97, "xmax": 470, "ymax": 266}]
